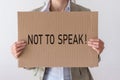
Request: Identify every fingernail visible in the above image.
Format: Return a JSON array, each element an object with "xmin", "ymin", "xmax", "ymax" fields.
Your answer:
[
  {"xmin": 89, "ymin": 39, "xmax": 93, "ymax": 41},
  {"xmin": 88, "ymin": 43, "xmax": 92, "ymax": 46}
]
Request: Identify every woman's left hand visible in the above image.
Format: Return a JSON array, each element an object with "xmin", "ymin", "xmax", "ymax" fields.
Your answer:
[{"xmin": 87, "ymin": 38, "xmax": 104, "ymax": 55}]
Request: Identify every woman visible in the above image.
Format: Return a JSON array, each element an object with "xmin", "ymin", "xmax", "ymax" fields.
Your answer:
[{"xmin": 11, "ymin": 0, "xmax": 104, "ymax": 80}]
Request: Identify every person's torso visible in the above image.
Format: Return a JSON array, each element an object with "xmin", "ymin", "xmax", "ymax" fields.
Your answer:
[{"xmin": 32, "ymin": 1, "xmax": 93, "ymax": 80}]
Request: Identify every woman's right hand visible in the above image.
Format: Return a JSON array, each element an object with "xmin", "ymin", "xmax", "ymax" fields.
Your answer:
[{"xmin": 11, "ymin": 40, "xmax": 27, "ymax": 58}]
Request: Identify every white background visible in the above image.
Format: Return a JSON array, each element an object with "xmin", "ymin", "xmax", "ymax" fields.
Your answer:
[{"xmin": 0, "ymin": 0, "xmax": 120, "ymax": 80}]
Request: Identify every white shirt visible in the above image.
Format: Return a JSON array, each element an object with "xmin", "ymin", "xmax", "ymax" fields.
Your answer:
[
  {"xmin": 40, "ymin": 0, "xmax": 72, "ymax": 80},
  {"xmin": 41, "ymin": 0, "xmax": 71, "ymax": 12}
]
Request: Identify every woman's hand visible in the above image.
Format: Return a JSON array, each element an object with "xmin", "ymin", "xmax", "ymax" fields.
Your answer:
[
  {"xmin": 87, "ymin": 38, "xmax": 104, "ymax": 55},
  {"xmin": 11, "ymin": 40, "xmax": 27, "ymax": 58}
]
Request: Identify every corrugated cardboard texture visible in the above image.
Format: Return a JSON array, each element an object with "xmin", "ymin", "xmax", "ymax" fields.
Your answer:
[{"xmin": 18, "ymin": 12, "xmax": 98, "ymax": 67}]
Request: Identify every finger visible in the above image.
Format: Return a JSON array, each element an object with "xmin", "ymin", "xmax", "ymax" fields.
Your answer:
[
  {"xmin": 16, "ymin": 46, "xmax": 26, "ymax": 53},
  {"xmin": 15, "ymin": 46, "xmax": 25, "ymax": 58},
  {"xmin": 88, "ymin": 43, "xmax": 101, "ymax": 54},
  {"xmin": 15, "ymin": 40, "xmax": 26, "ymax": 45},
  {"xmin": 87, "ymin": 42, "xmax": 93, "ymax": 47},
  {"xmin": 92, "ymin": 44, "xmax": 99, "ymax": 48},
  {"xmin": 88, "ymin": 43, "xmax": 99, "ymax": 48},
  {"xmin": 15, "ymin": 50, "xmax": 24, "ymax": 58},
  {"xmin": 87, "ymin": 41, "xmax": 99, "ymax": 47},
  {"xmin": 88, "ymin": 41, "xmax": 99, "ymax": 45},
  {"xmin": 16, "ymin": 43, "xmax": 27, "ymax": 48},
  {"xmin": 88, "ymin": 40, "xmax": 104, "ymax": 48},
  {"xmin": 92, "ymin": 47, "xmax": 100, "ymax": 54},
  {"xmin": 11, "ymin": 41, "xmax": 25, "ymax": 58},
  {"xmin": 88, "ymin": 39, "xmax": 104, "ymax": 54},
  {"xmin": 92, "ymin": 45, "xmax": 104, "ymax": 54},
  {"xmin": 89, "ymin": 38, "xmax": 99, "ymax": 42}
]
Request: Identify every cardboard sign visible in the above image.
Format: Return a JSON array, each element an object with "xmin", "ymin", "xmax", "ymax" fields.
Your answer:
[{"xmin": 18, "ymin": 12, "xmax": 98, "ymax": 67}]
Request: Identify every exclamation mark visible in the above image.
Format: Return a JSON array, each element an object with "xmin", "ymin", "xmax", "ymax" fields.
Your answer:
[{"xmin": 85, "ymin": 34, "xmax": 87, "ymax": 44}]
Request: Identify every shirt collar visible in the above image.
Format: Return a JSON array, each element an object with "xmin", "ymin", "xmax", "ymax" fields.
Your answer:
[{"xmin": 41, "ymin": 0, "xmax": 71, "ymax": 12}]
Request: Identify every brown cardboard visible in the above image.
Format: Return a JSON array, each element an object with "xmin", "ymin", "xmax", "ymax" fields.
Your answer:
[{"xmin": 18, "ymin": 12, "xmax": 98, "ymax": 67}]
